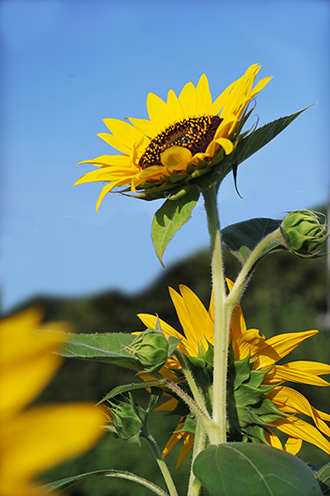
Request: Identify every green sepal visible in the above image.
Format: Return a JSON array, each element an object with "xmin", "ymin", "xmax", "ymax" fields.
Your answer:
[
  {"xmin": 193, "ymin": 443, "xmax": 323, "ymax": 496},
  {"xmin": 175, "ymin": 413, "xmax": 197, "ymax": 435},
  {"xmin": 107, "ymin": 392, "xmax": 147, "ymax": 446}
]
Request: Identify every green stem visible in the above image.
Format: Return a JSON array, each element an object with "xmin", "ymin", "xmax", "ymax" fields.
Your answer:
[
  {"xmin": 203, "ymin": 187, "xmax": 230, "ymax": 444},
  {"xmin": 228, "ymin": 228, "xmax": 283, "ymax": 309},
  {"xmin": 187, "ymin": 420, "xmax": 207, "ymax": 496},
  {"xmin": 163, "ymin": 378, "xmax": 218, "ymax": 443},
  {"xmin": 144, "ymin": 432, "xmax": 179, "ymax": 496},
  {"xmin": 175, "ymin": 352, "xmax": 209, "ymax": 417}
]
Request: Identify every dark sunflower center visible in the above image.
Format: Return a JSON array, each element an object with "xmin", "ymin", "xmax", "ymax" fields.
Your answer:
[{"xmin": 139, "ymin": 115, "xmax": 222, "ymax": 169}]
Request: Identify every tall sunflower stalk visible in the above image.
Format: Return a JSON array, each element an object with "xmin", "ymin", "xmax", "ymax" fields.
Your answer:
[{"xmin": 48, "ymin": 65, "xmax": 330, "ymax": 495}]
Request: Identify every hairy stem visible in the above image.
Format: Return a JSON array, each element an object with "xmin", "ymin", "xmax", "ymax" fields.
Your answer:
[{"xmin": 203, "ymin": 187, "xmax": 229, "ymax": 444}]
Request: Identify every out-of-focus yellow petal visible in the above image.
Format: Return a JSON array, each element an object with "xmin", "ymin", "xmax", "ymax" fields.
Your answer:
[
  {"xmin": 0, "ymin": 309, "xmax": 69, "ymax": 418},
  {"xmin": 1, "ymin": 404, "xmax": 106, "ymax": 482},
  {"xmin": 162, "ymin": 420, "xmax": 185, "ymax": 458}
]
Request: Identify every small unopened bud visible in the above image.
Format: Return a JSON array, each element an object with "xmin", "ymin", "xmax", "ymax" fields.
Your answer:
[
  {"xmin": 130, "ymin": 329, "xmax": 169, "ymax": 373},
  {"xmin": 280, "ymin": 210, "xmax": 329, "ymax": 257},
  {"xmin": 106, "ymin": 393, "xmax": 146, "ymax": 445}
]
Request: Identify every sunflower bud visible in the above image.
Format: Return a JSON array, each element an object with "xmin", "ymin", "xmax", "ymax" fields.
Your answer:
[
  {"xmin": 130, "ymin": 329, "xmax": 170, "ymax": 373},
  {"xmin": 280, "ymin": 210, "xmax": 329, "ymax": 258},
  {"xmin": 106, "ymin": 393, "xmax": 147, "ymax": 446}
]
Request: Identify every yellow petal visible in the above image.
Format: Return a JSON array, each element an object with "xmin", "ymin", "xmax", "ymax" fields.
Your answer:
[
  {"xmin": 155, "ymin": 398, "xmax": 178, "ymax": 412},
  {"xmin": 97, "ymin": 132, "xmax": 133, "ymax": 154},
  {"xmin": 176, "ymin": 433, "xmax": 194, "ymax": 468},
  {"xmin": 167, "ymin": 89, "xmax": 185, "ymax": 121},
  {"xmin": 265, "ymin": 363, "xmax": 330, "ymax": 387},
  {"xmin": 137, "ymin": 313, "xmax": 183, "ymax": 343},
  {"xmin": 161, "ymin": 146, "xmax": 192, "ymax": 170},
  {"xmin": 147, "ymin": 92, "xmax": 175, "ymax": 132},
  {"xmin": 196, "ymin": 74, "xmax": 212, "ymax": 115},
  {"xmin": 178, "ymin": 285, "xmax": 214, "ymax": 348},
  {"xmin": 179, "ymin": 81, "xmax": 197, "ymax": 117},
  {"xmin": 273, "ymin": 416, "xmax": 330, "ymax": 455},
  {"xmin": 253, "ymin": 330, "xmax": 319, "ymax": 369},
  {"xmin": 269, "ymin": 386, "xmax": 330, "ymax": 438},
  {"xmin": 103, "ymin": 118, "xmax": 143, "ymax": 150},
  {"xmin": 283, "ymin": 436, "xmax": 302, "ymax": 455},
  {"xmin": 168, "ymin": 287, "xmax": 199, "ymax": 356},
  {"xmin": 162, "ymin": 420, "xmax": 185, "ymax": 458},
  {"xmin": 1, "ymin": 404, "xmax": 106, "ymax": 481},
  {"xmin": 128, "ymin": 117, "xmax": 159, "ymax": 138},
  {"xmin": 77, "ymin": 154, "xmax": 132, "ymax": 168}
]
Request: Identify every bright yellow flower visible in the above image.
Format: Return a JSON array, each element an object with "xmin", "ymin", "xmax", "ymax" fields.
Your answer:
[
  {"xmin": 0, "ymin": 307, "xmax": 106, "ymax": 496},
  {"xmin": 75, "ymin": 64, "xmax": 272, "ymax": 210},
  {"xmin": 138, "ymin": 283, "xmax": 330, "ymax": 465}
]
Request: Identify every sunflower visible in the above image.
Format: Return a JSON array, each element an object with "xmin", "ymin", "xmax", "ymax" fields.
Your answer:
[
  {"xmin": 137, "ymin": 282, "xmax": 330, "ymax": 466},
  {"xmin": 75, "ymin": 64, "xmax": 272, "ymax": 210},
  {"xmin": 0, "ymin": 308, "xmax": 105, "ymax": 496}
]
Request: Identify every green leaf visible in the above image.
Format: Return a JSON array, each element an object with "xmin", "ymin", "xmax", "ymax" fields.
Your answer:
[
  {"xmin": 151, "ymin": 185, "xmax": 200, "ymax": 265},
  {"xmin": 317, "ymin": 462, "xmax": 330, "ymax": 495},
  {"xmin": 235, "ymin": 107, "xmax": 311, "ymax": 167},
  {"xmin": 58, "ymin": 332, "xmax": 144, "ymax": 371},
  {"xmin": 97, "ymin": 380, "xmax": 165, "ymax": 404},
  {"xmin": 194, "ymin": 443, "xmax": 323, "ymax": 496},
  {"xmin": 43, "ymin": 469, "xmax": 169, "ymax": 496},
  {"xmin": 222, "ymin": 218, "xmax": 283, "ymax": 264}
]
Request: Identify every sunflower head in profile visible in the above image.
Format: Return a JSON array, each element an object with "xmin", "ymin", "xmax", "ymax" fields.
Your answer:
[
  {"xmin": 137, "ymin": 282, "xmax": 330, "ymax": 467},
  {"xmin": 74, "ymin": 64, "xmax": 272, "ymax": 210}
]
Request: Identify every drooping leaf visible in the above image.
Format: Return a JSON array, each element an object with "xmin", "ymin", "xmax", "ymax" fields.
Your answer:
[
  {"xmin": 193, "ymin": 443, "xmax": 322, "ymax": 496},
  {"xmin": 221, "ymin": 217, "xmax": 283, "ymax": 264},
  {"xmin": 58, "ymin": 332, "xmax": 144, "ymax": 371},
  {"xmin": 234, "ymin": 107, "xmax": 311, "ymax": 167},
  {"xmin": 97, "ymin": 380, "xmax": 165, "ymax": 405},
  {"xmin": 151, "ymin": 185, "xmax": 200, "ymax": 265},
  {"xmin": 43, "ymin": 469, "xmax": 169, "ymax": 496}
]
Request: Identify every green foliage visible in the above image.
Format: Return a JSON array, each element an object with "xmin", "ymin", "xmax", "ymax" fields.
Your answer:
[
  {"xmin": 221, "ymin": 217, "xmax": 283, "ymax": 264},
  {"xmin": 193, "ymin": 443, "xmax": 323, "ymax": 496},
  {"xmin": 231, "ymin": 107, "xmax": 311, "ymax": 169},
  {"xmin": 318, "ymin": 462, "xmax": 330, "ymax": 495},
  {"xmin": 151, "ymin": 185, "xmax": 200, "ymax": 265}
]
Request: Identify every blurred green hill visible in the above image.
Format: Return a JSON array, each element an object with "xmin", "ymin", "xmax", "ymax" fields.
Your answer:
[{"xmin": 8, "ymin": 241, "xmax": 330, "ymax": 495}]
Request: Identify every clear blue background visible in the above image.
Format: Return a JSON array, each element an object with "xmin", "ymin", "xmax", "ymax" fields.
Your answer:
[{"xmin": 1, "ymin": 0, "xmax": 329, "ymax": 313}]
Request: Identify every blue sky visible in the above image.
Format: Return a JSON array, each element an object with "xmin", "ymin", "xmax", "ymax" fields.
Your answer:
[{"xmin": 1, "ymin": 0, "xmax": 329, "ymax": 313}]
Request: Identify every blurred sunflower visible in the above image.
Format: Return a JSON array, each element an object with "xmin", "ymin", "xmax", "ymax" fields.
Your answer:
[
  {"xmin": 0, "ymin": 307, "xmax": 106, "ymax": 496},
  {"xmin": 137, "ymin": 282, "xmax": 330, "ymax": 466},
  {"xmin": 75, "ymin": 64, "xmax": 272, "ymax": 210}
]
